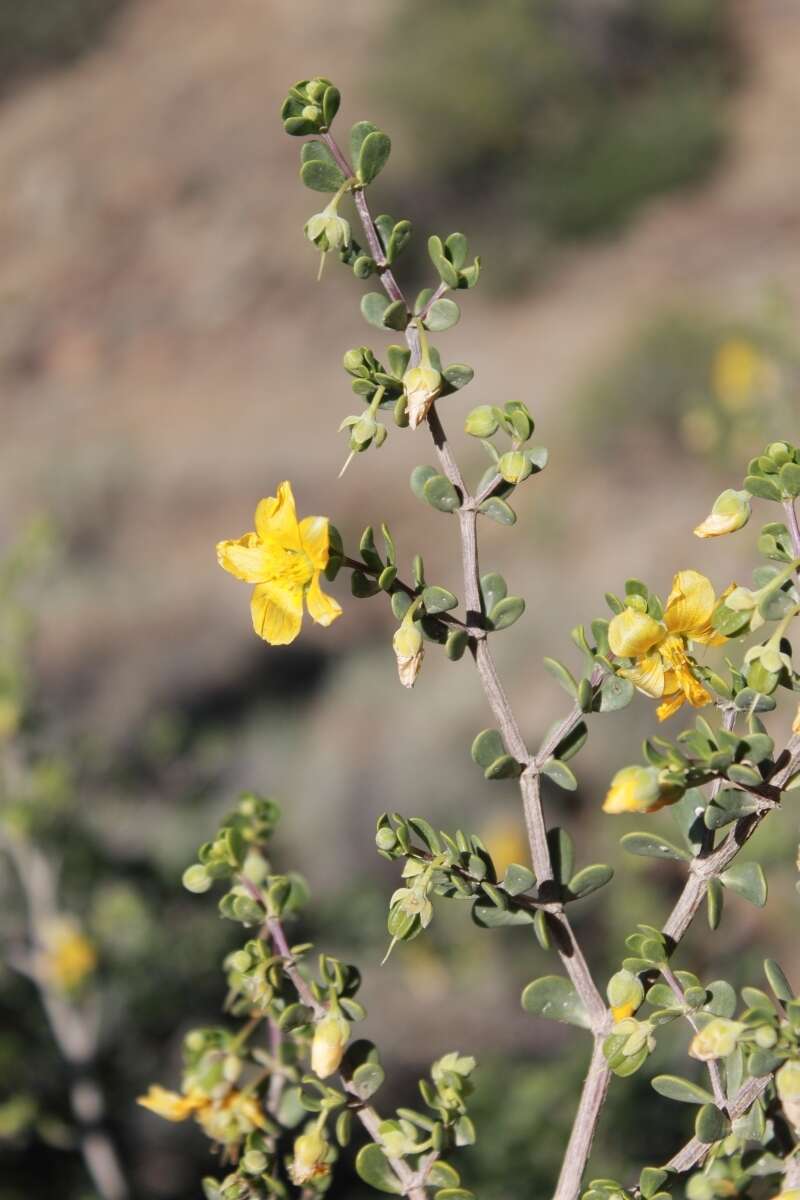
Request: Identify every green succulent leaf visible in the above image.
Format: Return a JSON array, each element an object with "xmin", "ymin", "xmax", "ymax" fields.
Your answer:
[
  {"xmin": 719, "ymin": 862, "xmax": 767, "ymax": 907},
  {"xmin": 620, "ymin": 832, "xmax": 691, "ymax": 862},
  {"xmin": 651, "ymin": 1075, "xmax": 715, "ymax": 1105},
  {"xmin": 355, "ymin": 1144, "xmax": 403, "ymax": 1194},
  {"xmin": 521, "ymin": 975, "xmax": 590, "ymax": 1029},
  {"xmin": 357, "ymin": 131, "xmax": 391, "ymax": 185}
]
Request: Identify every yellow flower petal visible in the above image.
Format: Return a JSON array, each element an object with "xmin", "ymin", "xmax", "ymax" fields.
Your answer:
[
  {"xmin": 603, "ymin": 765, "xmax": 684, "ymax": 813},
  {"xmin": 137, "ymin": 1085, "xmax": 198, "ymax": 1122},
  {"xmin": 663, "ymin": 570, "xmax": 716, "ymax": 637},
  {"xmin": 675, "ymin": 664, "xmax": 712, "ymax": 708},
  {"xmin": 618, "ymin": 652, "xmax": 665, "ymax": 698},
  {"xmin": 299, "ymin": 515, "xmax": 330, "ymax": 572},
  {"xmin": 254, "ymin": 481, "xmax": 302, "ymax": 551},
  {"xmin": 608, "ymin": 609, "xmax": 663, "ymax": 658},
  {"xmin": 251, "ymin": 581, "xmax": 304, "ymax": 645},
  {"xmin": 217, "ymin": 533, "xmax": 271, "ymax": 583},
  {"xmin": 656, "ymin": 692, "xmax": 686, "ymax": 721},
  {"xmin": 305, "ymin": 572, "xmax": 342, "ymax": 628}
]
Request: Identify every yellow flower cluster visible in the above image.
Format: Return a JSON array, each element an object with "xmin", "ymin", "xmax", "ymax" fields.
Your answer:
[
  {"xmin": 608, "ymin": 570, "xmax": 728, "ymax": 722},
  {"xmin": 137, "ymin": 1084, "xmax": 268, "ymax": 1143},
  {"xmin": 217, "ymin": 481, "xmax": 341, "ymax": 646}
]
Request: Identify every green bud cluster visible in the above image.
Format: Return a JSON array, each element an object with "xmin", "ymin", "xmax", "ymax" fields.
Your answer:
[
  {"xmin": 743, "ymin": 440, "xmax": 800, "ymax": 503},
  {"xmin": 281, "ymin": 77, "xmax": 341, "ymax": 136}
]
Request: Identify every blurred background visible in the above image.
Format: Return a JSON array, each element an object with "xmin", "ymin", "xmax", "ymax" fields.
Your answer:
[{"xmin": 1, "ymin": 1, "xmax": 799, "ymax": 1197}]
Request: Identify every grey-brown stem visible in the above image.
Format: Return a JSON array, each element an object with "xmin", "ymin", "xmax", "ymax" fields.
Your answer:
[
  {"xmin": 321, "ymin": 127, "xmax": 611, "ymax": 1196},
  {"xmin": 552, "ymin": 1039, "xmax": 612, "ymax": 1200},
  {"xmin": 660, "ymin": 963, "xmax": 726, "ymax": 1109},
  {"xmin": 662, "ymin": 1075, "xmax": 769, "ymax": 1176},
  {"xmin": 266, "ymin": 909, "xmax": 427, "ymax": 1199}
]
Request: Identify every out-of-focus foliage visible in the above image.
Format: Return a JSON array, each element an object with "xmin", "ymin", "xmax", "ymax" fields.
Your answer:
[
  {"xmin": 0, "ymin": 0, "xmax": 126, "ymax": 96},
  {"xmin": 576, "ymin": 297, "xmax": 800, "ymax": 465},
  {"xmin": 375, "ymin": 0, "xmax": 736, "ymax": 264}
]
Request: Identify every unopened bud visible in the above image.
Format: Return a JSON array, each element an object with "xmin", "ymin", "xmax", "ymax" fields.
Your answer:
[
  {"xmin": 694, "ymin": 489, "xmax": 751, "ymax": 539},
  {"xmin": 777, "ymin": 1061, "xmax": 800, "ymax": 1134},
  {"xmin": 607, "ymin": 969, "xmax": 644, "ymax": 1022},
  {"xmin": 403, "ymin": 364, "xmax": 441, "ymax": 429},
  {"xmin": 464, "ymin": 405, "xmax": 499, "ymax": 438},
  {"xmin": 393, "ymin": 619, "xmax": 424, "ymax": 689},
  {"xmin": 602, "ymin": 765, "xmax": 683, "ymax": 815},
  {"xmin": 689, "ymin": 1018, "xmax": 743, "ymax": 1061},
  {"xmin": 498, "ymin": 451, "xmax": 532, "ymax": 485},
  {"xmin": 310, "ymin": 1013, "xmax": 349, "ymax": 1079},
  {"xmin": 290, "ymin": 1128, "xmax": 328, "ymax": 1185}
]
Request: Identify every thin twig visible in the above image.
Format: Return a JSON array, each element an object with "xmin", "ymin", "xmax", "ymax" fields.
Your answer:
[
  {"xmin": 660, "ymin": 963, "xmax": 727, "ymax": 1109},
  {"xmin": 661, "ymin": 1075, "xmax": 768, "ymax": 1177},
  {"xmin": 783, "ymin": 499, "xmax": 800, "ymax": 559},
  {"xmin": 265, "ymin": 910, "xmax": 427, "ymax": 1199}
]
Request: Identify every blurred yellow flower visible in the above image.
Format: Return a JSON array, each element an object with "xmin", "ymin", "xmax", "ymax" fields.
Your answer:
[
  {"xmin": 713, "ymin": 338, "xmax": 762, "ymax": 413},
  {"xmin": 138, "ymin": 1084, "xmax": 268, "ymax": 1142},
  {"xmin": 479, "ymin": 815, "xmax": 528, "ymax": 877},
  {"xmin": 38, "ymin": 919, "xmax": 96, "ymax": 993},
  {"xmin": 217, "ymin": 481, "xmax": 341, "ymax": 645},
  {"xmin": 602, "ymin": 765, "xmax": 683, "ymax": 815},
  {"xmin": 608, "ymin": 570, "xmax": 726, "ymax": 721},
  {"xmin": 137, "ymin": 1085, "xmax": 206, "ymax": 1122}
]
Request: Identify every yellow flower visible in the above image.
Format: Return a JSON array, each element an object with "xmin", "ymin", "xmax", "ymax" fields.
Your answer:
[
  {"xmin": 217, "ymin": 481, "xmax": 342, "ymax": 646},
  {"xmin": 602, "ymin": 765, "xmax": 683, "ymax": 815},
  {"xmin": 694, "ymin": 489, "xmax": 751, "ymax": 539},
  {"xmin": 608, "ymin": 570, "xmax": 726, "ymax": 721},
  {"xmin": 137, "ymin": 1085, "xmax": 207, "ymax": 1122},
  {"xmin": 138, "ymin": 1084, "xmax": 268, "ymax": 1143},
  {"xmin": 38, "ymin": 919, "xmax": 97, "ymax": 993},
  {"xmin": 310, "ymin": 1012, "xmax": 349, "ymax": 1079},
  {"xmin": 713, "ymin": 338, "xmax": 762, "ymax": 413}
]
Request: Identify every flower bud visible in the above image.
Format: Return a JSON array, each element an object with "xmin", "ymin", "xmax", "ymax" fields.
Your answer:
[
  {"xmin": 310, "ymin": 1012, "xmax": 349, "ymax": 1079},
  {"xmin": 688, "ymin": 1018, "xmax": 742, "ymax": 1061},
  {"xmin": 602, "ymin": 765, "xmax": 683, "ymax": 815},
  {"xmin": 755, "ymin": 1025, "xmax": 778, "ymax": 1049},
  {"xmin": 241, "ymin": 1150, "xmax": 268, "ymax": 1175},
  {"xmin": 223, "ymin": 1055, "xmax": 242, "ymax": 1083},
  {"xmin": 792, "ymin": 703, "xmax": 800, "ymax": 736},
  {"xmin": 607, "ymin": 969, "xmax": 644, "ymax": 1022},
  {"xmin": 498, "ymin": 451, "xmax": 532, "ymax": 485},
  {"xmin": 290, "ymin": 1128, "xmax": 329, "ymax": 1185},
  {"xmin": 464, "ymin": 405, "xmax": 499, "ymax": 438},
  {"xmin": 342, "ymin": 348, "xmax": 366, "ymax": 374},
  {"xmin": 403, "ymin": 364, "xmax": 441, "ymax": 429},
  {"xmin": 694, "ymin": 489, "xmax": 751, "ymax": 538},
  {"xmin": 393, "ymin": 618, "xmax": 424, "ymax": 689},
  {"xmin": 183, "ymin": 864, "xmax": 212, "ymax": 894}
]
